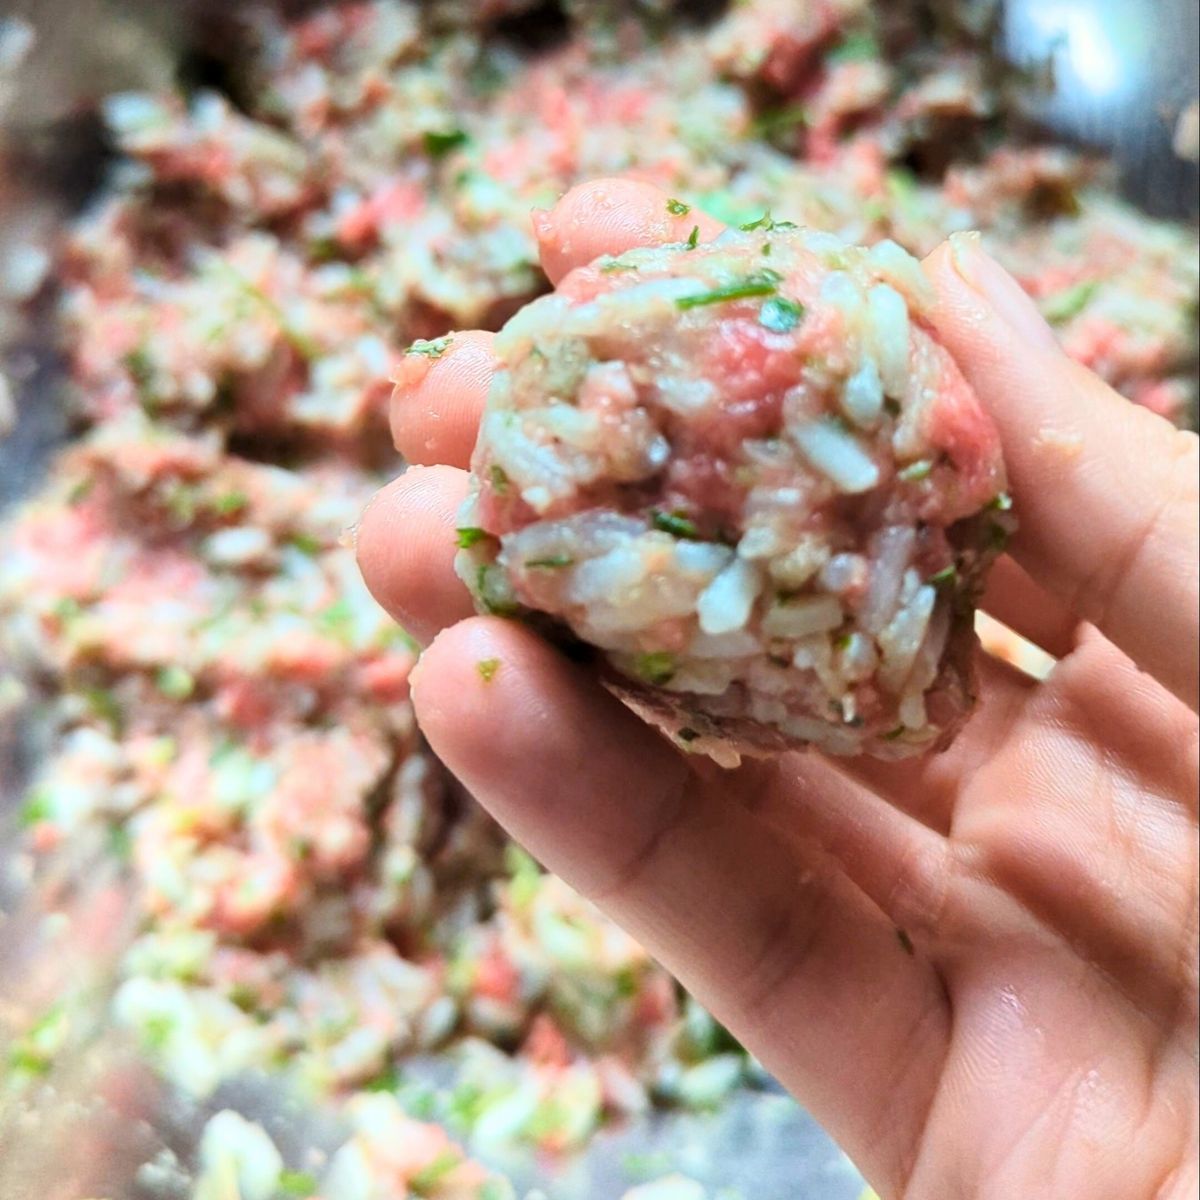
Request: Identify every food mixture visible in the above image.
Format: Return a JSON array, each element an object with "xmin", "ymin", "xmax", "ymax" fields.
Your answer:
[
  {"xmin": 457, "ymin": 225, "xmax": 1011, "ymax": 759},
  {"xmin": 0, "ymin": 2, "xmax": 1196, "ymax": 1197}
]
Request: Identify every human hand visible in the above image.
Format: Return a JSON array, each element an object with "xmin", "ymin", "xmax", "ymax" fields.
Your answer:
[{"xmin": 358, "ymin": 179, "xmax": 1199, "ymax": 1200}]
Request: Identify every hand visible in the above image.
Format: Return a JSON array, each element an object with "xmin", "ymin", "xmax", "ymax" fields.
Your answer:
[{"xmin": 358, "ymin": 180, "xmax": 1199, "ymax": 1200}]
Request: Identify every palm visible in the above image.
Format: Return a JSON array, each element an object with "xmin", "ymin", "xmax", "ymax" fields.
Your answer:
[{"xmin": 358, "ymin": 179, "xmax": 1199, "ymax": 1198}]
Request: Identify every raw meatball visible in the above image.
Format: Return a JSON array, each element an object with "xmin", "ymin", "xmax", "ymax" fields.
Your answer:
[{"xmin": 456, "ymin": 220, "xmax": 1012, "ymax": 759}]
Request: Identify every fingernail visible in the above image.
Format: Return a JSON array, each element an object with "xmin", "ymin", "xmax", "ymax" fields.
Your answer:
[{"xmin": 948, "ymin": 232, "xmax": 1060, "ymax": 354}]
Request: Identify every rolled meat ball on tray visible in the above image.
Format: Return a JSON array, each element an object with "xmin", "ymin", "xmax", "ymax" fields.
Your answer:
[{"xmin": 454, "ymin": 220, "xmax": 1014, "ymax": 760}]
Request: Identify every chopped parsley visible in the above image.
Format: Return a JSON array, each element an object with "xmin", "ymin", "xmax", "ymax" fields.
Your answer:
[
  {"xmin": 686, "ymin": 225, "xmax": 700, "ymax": 250},
  {"xmin": 676, "ymin": 269, "xmax": 782, "ymax": 310},
  {"xmin": 277, "ymin": 1170, "xmax": 319, "ymax": 1196},
  {"xmin": 212, "ymin": 490, "xmax": 248, "ymax": 516},
  {"xmin": 666, "ymin": 197, "xmax": 692, "ymax": 216},
  {"xmin": 883, "ymin": 725, "xmax": 907, "ymax": 741},
  {"xmin": 650, "ymin": 509, "xmax": 698, "ymax": 538},
  {"xmin": 601, "ymin": 257, "xmax": 640, "ymax": 273},
  {"xmin": 405, "ymin": 335, "xmax": 453, "ymax": 359},
  {"xmin": 738, "ymin": 212, "xmax": 798, "ymax": 233},
  {"xmin": 988, "ymin": 521, "xmax": 1011, "ymax": 552},
  {"xmin": 759, "ymin": 295, "xmax": 805, "ymax": 333},
  {"xmin": 898, "ymin": 459, "xmax": 933, "ymax": 482},
  {"xmin": 422, "ymin": 128, "xmax": 470, "ymax": 158},
  {"xmin": 476, "ymin": 658, "xmax": 501, "ymax": 683},
  {"xmin": 19, "ymin": 790, "xmax": 52, "ymax": 828},
  {"xmin": 525, "ymin": 554, "xmax": 574, "ymax": 568},
  {"xmin": 989, "ymin": 492, "xmax": 1013, "ymax": 512},
  {"xmin": 411, "ymin": 1150, "xmax": 461, "ymax": 1193},
  {"xmin": 1042, "ymin": 279, "xmax": 1098, "ymax": 324},
  {"xmin": 83, "ymin": 686, "xmax": 123, "ymax": 735},
  {"xmin": 155, "ymin": 665, "xmax": 195, "ymax": 700},
  {"xmin": 829, "ymin": 30, "xmax": 881, "ymax": 63},
  {"xmin": 489, "ymin": 464, "xmax": 510, "ymax": 494},
  {"xmin": 750, "ymin": 104, "xmax": 809, "ymax": 140},
  {"xmin": 288, "ymin": 532, "xmax": 323, "ymax": 556},
  {"xmin": 475, "ymin": 564, "xmax": 518, "ymax": 616},
  {"xmin": 456, "ymin": 526, "xmax": 489, "ymax": 549},
  {"xmin": 635, "ymin": 651, "xmax": 676, "ymax": 685},
  {"xmin": 929, "ymin": 565, "xmax": 957, "ymax": 588}
]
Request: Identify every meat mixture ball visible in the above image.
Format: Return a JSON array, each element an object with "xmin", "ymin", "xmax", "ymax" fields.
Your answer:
[{"xmin": 456, "ymin": 221, "xmax": 1013, "ymax": 759}]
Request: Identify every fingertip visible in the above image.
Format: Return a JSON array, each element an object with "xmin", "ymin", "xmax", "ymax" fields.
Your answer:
[
  {"xmin": 390, "ymin": 331, "xmax": 496, "ymax": 468},
  {"xmin": 536, "ymin": 178, "xmax": 725, "ymax": 283},
  {"xmin": 356, "ymin": 465, "xmax": 474, "ymax": 643}
]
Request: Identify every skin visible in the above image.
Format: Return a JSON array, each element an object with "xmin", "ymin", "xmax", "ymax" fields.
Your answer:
[{"xmin": 360, "ymin": 179, "xmax": 1199, "ymax": 1200}]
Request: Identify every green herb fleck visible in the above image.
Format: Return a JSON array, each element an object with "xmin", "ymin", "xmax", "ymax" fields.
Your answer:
[
  {"xmin": 759, "ymin": 295, "xmax": 805, "ymax": 333},
  {"xmin": 1042, "ymin": 279, "xmax": 1099, "ymax": 324},
  {"xmin": 525, "ymin": 554, "xmax": 574, "ymax": 568},
  {"xmin": 678, "ymin": 727, "xmax": 700, "ymax": 743},
  {"xmin": 896, "ymin": 928, "xmax": 915, "ymax": 955},
  {"xmin": 422, "ymin": 128, "xmax": 470, "ymax": 159},
  {"xmin": 405, "ymin": 335, "xmax": 453, "ymax": 359},
  {"xmin": 929, "ymin": 565, "xmax": 957, "ymax": 588},
  {"xmin": 829, "ymin": 30, "xmax": 881, "ymax": 63},
  {"xmin": 750, "ymin": 104, "xmax": 809, "ymax": 140},
  {"xmin": 738, "ymin": 212, "xmax": 798, "ymax": 233},
  {"xmin": 412, "ymin": 1150, "xmax": 460, "ymax": 1194},
  {"xmin": 686, "ymin": 225, "xmax": 700, "ymax": 250},
  {"xmin": 155, "ymin": 665, "xmax": 195, "ymax": 700},
  {"xmin": 883, "ymin": 726, "xmax": 907, "ymax": 741},
  {"xmin": 122, "ymin": 346, "xmax": 155, "ymax": 392},
  {"xmin": 288, "ymin": 532, "xmax": 323, "ymax": 556},
  {"xmin": 666, "ymin": 197, "xmax": 692, "ymax": 216},
  {"xmin": 650, "ymin": 509, "xmax": 699, "ymax": 539},
  {"xmin": 67, "ymin": 478, "xmax": 95, "ymax": 506},
  {"xmin": 676, "ymin": 270, "xmax": 782, "ymax": 310},
  {"xmin": 506, "ymin": 844, "xmax": 542, "ymax": 908},
  {"xmin": 989, "ymin": 492, "xmax": 1013, "ymax": 512},
  {"xmin": 456, "ymin": 527, "xmax": 489, "ymax": 549},
  {"xmin": 365, "ymin": 1063, "xmax": 402, "ymax": 1094},
  {"xmin": 83, "ymin": 686, "xmax": 123, "ymax": 735},
  {"xmin": 212, "ymin": 490, "xmax": 248, "ymax": 516},
  {"xmin": 476, "ymin": 658, "xmax": 501, "ymax": 683},
  {"xmin": 834, "ymin": 633, "xmax": 853, "ymax": 651},
  {"xmin": 19, "ymin": 790, "xmax": 52, "ymax": 828},
  {"xmin": 635, "ymin": 651, "xmax": 676, "ymax": 686},
  {"xmin": 475, "ymin": 564, "xmax": 518, "ymax": 616},
  {"xmin": 988, "ymin": 521, "xmax": 1011, "ymax": 552},
  {"xmin": 489, "ymin": 464, "xmax": 510, "ymax": 494},
  {"xmin": 277, "ymin": 1170, "xmax": 319, "ymax": 1197},
  {"xmin": 52, "ymin": 597, "xmax": 83, "ymax": 624},
  {"xmin": 601, "ymin": 257, "xmax": 640, "ymax": 273},
  {"xmin": 898, "ymin": 459, "xmax": 932, "ymax": 482},
  {"xmin": 317, "ymin": 598, "xmax": 356, "ymax": 639}
]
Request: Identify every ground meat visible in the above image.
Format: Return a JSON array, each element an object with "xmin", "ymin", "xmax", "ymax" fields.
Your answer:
[{"xmin": 458, "ymin": 223, "xmax": 1012, "ymax": 759}]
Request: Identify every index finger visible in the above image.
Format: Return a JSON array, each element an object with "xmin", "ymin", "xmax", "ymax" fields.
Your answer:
[
  {"xmin": 924, "ymin": 235, "xmax": 1199, "ymax": 711},
  {"xmin": 390, "ymin": 179, "xmax": 725, "ymax": 469}
]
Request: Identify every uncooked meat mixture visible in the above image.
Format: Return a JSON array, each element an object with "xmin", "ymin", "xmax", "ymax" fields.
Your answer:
[{"xmin": 0, "ymin": 2, "xmax": 1195, "ymax": 1198}]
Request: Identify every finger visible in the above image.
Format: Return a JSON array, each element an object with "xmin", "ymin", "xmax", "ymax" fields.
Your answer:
[
  {"xmin": 411, "ymin": 617, "xmax": 949, "ymax": 1194},
  {"xmin": 924, "ymin": 236, "xmax": 1200, "ymax": 711},
  {"xmin": 742, "ymin": 754, "xmax": 952, "ymax": 942},
  {"xmin": 979, "ymin": 555, "xmax": 1078, "ymax": 659},
  {"xmin": 838, "ymin": 653, "xmax": 1037, "ymax": 835},
  {"xmin": 390, "ymin": 331, "xmax": 496, "ymax": 469},
  {"xmin": 357, "ymin": 465, "xmax": 472, "ymax": 645},
  {"xmin": 534, "ymin": 178, "xmax": 725, "ymax": 285}
]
